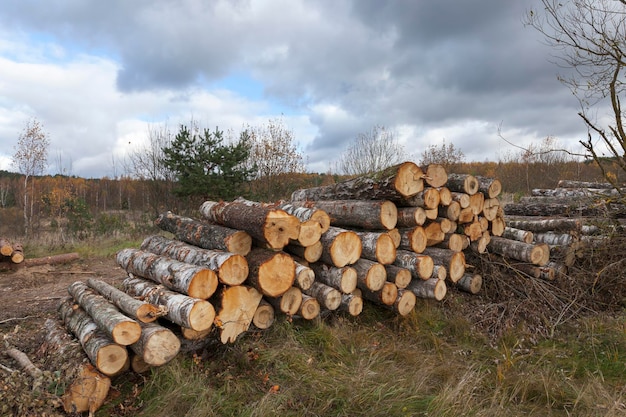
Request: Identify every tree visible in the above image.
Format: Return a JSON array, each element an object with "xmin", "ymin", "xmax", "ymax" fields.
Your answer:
[
  {"xmin": 525, "ymin": 0, "xmax": 626, "ymax": 189},
  {"xmin": 162, "ymin": 123, "xmax": 253, "ymax": 202},
  {"xmin": 12, "ymin": 118, "xmax": 49, "ymax": 236},
  {"xmin": 246, "ymin": 118, "xmax": 306, "ymax": 200},
  {"xmin": 419, "ymin": 140, "xmax": 465, "ymax": 170},
  {"xmin": 337, "ymin": 125, "xmax": 406, "ymax": 176}
]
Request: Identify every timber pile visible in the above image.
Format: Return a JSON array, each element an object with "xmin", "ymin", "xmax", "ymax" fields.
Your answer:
[{"xmin": 0, "ymin": 238, "xmax": 25, "ymax": 265}]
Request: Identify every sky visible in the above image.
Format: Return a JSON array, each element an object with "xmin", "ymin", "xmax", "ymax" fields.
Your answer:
[{"xmin": 0, "ymin": 0, "xmax": 596, "ymax": 178}]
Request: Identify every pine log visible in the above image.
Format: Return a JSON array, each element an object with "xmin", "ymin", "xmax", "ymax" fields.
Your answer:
[
  {"xmin": 450, "ymin": 192, "xmax": 471, "ymax": 208},
  {"xmin": 67, "ymin": 281, "xmax": 142, "ymax": 346},
  {"xmin": 502, "ymin": 227, "xmax": 534, "ymax": 244},
  {"xmin": 277, "ymin": 202, "xmax": 331, "ymax": 234},
  {"xmin": 309, "ymin": 262, "xmax": 357, "ymax": 294},
  {"xmin": 352, "ymin": 258, "xmax": 387, "ymax": 291},
  {"xmin": 200, "ymin": 200, "xmax": 300, "ymax": 250},
  {"xmin": 360, "ymin": 281, "xmax": 398, "ymax": 306},
  {"xmin": 41, "ymin": 318, "xmax": 110, "ymax": 414},
  {"xmin": 394, "ymin": 250, "xmax": 434, "ymax": 280},
  {"xmin": 440, "ymin": 200, "xmax": 461, "ymax": 221},
  {"xmin": 406, "ymin": 278, "xmax": 447, "ymax": 301},
  {"xmin": 387, "ymin": 228, "xmax": 401, "ymax": 248},
  {"xmin": 422, "ymin": 247, "xmax": 466, "ymax": 283},
  {"xmin": 354, "ymin": 230, "xmax": 397, "ymax": 265},
  {"xmin": 398, "ymin": 226, "xmax": 427, "ymax": 253},
  {"xmin": 339, "ymin": 292, "xmax": 363, "ymax": 316},
  {"xmin": 488, "ymin": 236, "xmax": 550, "ymax": 266},
  {"xmin": 400, "ymin": 187, "xmax": 440, "ymax": 209},
  {"xmin": 140, "ymin": 235, "xmax": 248, "ymax": 286},
  {"xmin": 453, "ymin": 273, "xmax": 482, "ymax": 294},
  {"xmin": 213, "ymin": 285, "xmax": 263, "ymax": 344},
  {"xmin": 58, "ymin": 297, "xmax": 128, "ymax": 377},
  {"xmin": 297, "ymin": 199, "xmax": 398, "ymax": 230},
  {"xmin": 422, "ymin": 164, "xmax": 448, "ymax": 188},
  {"xmin": 396, "ymin": 206, "xmax": 427, "ymax": 227},
  {"xmin": 302, "ymin": 281, "xmax": 342, "ymax": 311},
  {"xmin": 266, "ymin": 286, "xmax": 303, "ymax": 316},
  {"xmin": 284, "ymin": 240, "xmax": 323, "ymax": 263},
  {"xmin": 290, "ymin": 161, "xmax": 425, "ymax": 201},
  {"xmin": 155, "ymin": 211, "xmax": 252, "ymax": 255},
  {"xmin": 294, "ymin": 262, "xmax": 315, "ymax": 291},
  {"xmin": 116, "ymin": 248, "xmax": 218, "ymax": 300},
  {"xmin": 22, "ymin": 252, "xmax": 80, "ymax": 267},
  {"xmin": 438, "ymin": 186, "xmax": 452, "ymax": 206},
  {"xmin": 10, "ymin": 243, "xmax": 24, "ymax": 264},
  {"xmin": 298, "ymin": 294, "xmax": 321, "ymax": 320},
  {"xmin": 252, "ymin": 300, "xmax": 275, "ymax": 330},
  {"xmin": 476, "ymin": 176, "xmax": 502, "ymax": 198},
  {"xmin": 130, "ymin": 321, "xmax": 180, "ymax": 366},
  {"xmin": 384, "ymin": 264, "xmax": 412, "ymax": 289},
  {"xmin": 122, "ymin": 276, "xmax": 215, "ymax": 332},
  {"xmin": 318, "ymin": 226, "xmax": 362, "ymax": 267},
  {"xmin": 86, "ymin": 278, "xmax": 166, "ymax": 323},
  {"xmin": 446, "ymin": 173, "xmax": 479, "ymax": 195},
  {"xmin": 505, "ymin": 217, "xmax": 583, "ymax": 233},
  {"xmin": 245, "ymin": 248, "xmax": 296, "ymax": 297}
]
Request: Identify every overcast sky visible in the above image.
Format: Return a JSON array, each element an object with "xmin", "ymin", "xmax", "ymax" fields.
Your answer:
[{"xmin": 0, "ymin": 0, "xmax": 592, "ymax": 178}]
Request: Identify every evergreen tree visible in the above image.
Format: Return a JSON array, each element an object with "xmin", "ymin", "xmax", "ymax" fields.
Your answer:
[{"xmin": 162, "ymin": 124, "xmax": 253, "ymax": 200}]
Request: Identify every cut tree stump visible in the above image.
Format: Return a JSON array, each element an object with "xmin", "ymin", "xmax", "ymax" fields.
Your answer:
[
  {"xmin": 309, "ymin": 262, "xmax": 357, "ymax": 294},
  {"xmin": 394, "ymin": 250, "xmax": 434, "ymax": 280},
  {"xmin": 67, "ymin": 281, "xmax": 142, "ymax": 345},
  {"xmin": 155, "ymin": 211, "xmax": 252, "ymax": 255},
  {"xmin": 123, "ymin": 275, "xmax": 215, "ymax": 332},
  {"xmin": 353, "ymin": 230, "xmax": 396, "ymax": 265},
  {"xmin": 200, "ymin": 200, "xmax": 300, "ymax": 250},
  {"xmin": 86, "ymin": 278, "xmax": 166, "ymax": 323},
  {"xmin": 140, "ymin": 235, "xmax": 249, "ymax": 286},
  {"xmin": 245, "ymin": 248, "xmax": 296, "ymax": 297},
  {"xmin": 213, "ymin": 285, "xmax": 263, "ymax": 343},
  {"xmin": 116, "ymin": 248, "xmax": 218, "ymax": 299},
  {"xmin": 130, "ymin": 321, "xmax": 180, "ymax": 366},
  {"xmin": 406, "ymin": 278, "xmax": 447, "ymax": 301},
  {"xmin": 318, "ymin": 226, "xmax": 362, "ymax": 267}
]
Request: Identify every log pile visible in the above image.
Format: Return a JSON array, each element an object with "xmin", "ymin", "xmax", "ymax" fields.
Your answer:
[{"xmin": 0, "ymin": 238, "xmax": 25, "ymax": 265}]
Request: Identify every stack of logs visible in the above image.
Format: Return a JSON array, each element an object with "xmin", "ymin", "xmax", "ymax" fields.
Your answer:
[
  {"xmin": 0, "ymin": 238, "xmax": 24, "ymax": 265},
  {"xmin": 49, "ymin": 161, "xmax": 566, "ymax": 413}
]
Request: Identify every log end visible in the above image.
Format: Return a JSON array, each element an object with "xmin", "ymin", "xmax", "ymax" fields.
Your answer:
[
  {"xmin": 299, "ymin": 296, "xmax": 321, "ymax": 320},
  {"xmin": 391, "ymin": 267, "xmax": 412, "ymax": 289},
  {"xmin": 380, "ymin": 200, "xmax": 398, "ymax": 230},
  {"xmin": 141, "ymin": 329, "xmax": 182, "ymax": 366},
  {"xmin": 396, "ymin": 289, "xmax": 416, "ymax": 316},
  {"xmin": 341, "ymin": 267, "xmax": 358, "ymax": 294},
  {"xmin": 364, "ymin": 262, "xmax": 387, "ymax": 291},
  {"xmin": 345, "ymin": 295, "xmax": 363, "ymax": 316},
  {"xmin": 253, "ymin": 300, "xmax": 275, "ymax": 330},
  {"xmin": 329, "ymin": 231, "xmax": 362, "ymax": 267},
  {"xmin": 416, "ymin": 255, "xmax": 434, "ymax": 280},
  {"xmin": 297, "ymin": 219, "xmax": 323, "ymax": 247},
  {"xmin": 111, "ymin": 321, "xmax": 143, "ymax": 346},
  {"xmin": 376, "ymin": 233, "xmax": 397, "ymax": 265},
  {"xmin": 188, "ymin": 300, "xmax": 216, "ymax": 332},
  {"xmin": 279, "ymin": 287, "xmax": 304, "ymax": 315},
  {"xmin": 394, "ymin": 162, "xmax": 425, "ymax": 197},
  {"xmin": 219, "ymin": 254, "xmax": 249, "ymax": 286},
  {"xmin": 424, "ymin": 164, "xmax": 448, "ymax": 188},
  {"xmin": 96, "ymin": 343, "xmax": 129, "ymax": 377},
  {"xmin": 448, "ymin": 252, "xmax": 466, "ymax": 283},
  {"xmin": 227, "ymin": 231, "xmax": 253, "ymax": 256},
  {"xmin": 258, "ymin": 252, "xmax": 296, "ymax": 297},
  {"xmin": 265, "ymin": 210, "xmax": 301, "ymax": 249},
  {"xmin": 62, "ymin": 364, "xmax": 111, "ymax": 414},
  {"xmin": 188, "ymin": 268, "xmax": 219, "ymax": 300}
]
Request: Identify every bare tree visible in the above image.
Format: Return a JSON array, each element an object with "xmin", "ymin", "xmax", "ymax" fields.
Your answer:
[
  {"xmin": 525, "ymin": 0, "xmax": 626, "ymax": 189},
  {"xmin": 419, "ymin": 140, "xmax": 465, "ymax": 169},
  {"xmin": 337, "ymin": 125, "xmax": 406, "ymax": 176},
  {"xmin": 12, "ymin": 118, "xmax": 49, "ymax": 236}
]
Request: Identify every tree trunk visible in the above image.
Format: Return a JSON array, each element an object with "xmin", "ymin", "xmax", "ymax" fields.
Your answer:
[
  {"xmin": 394, "ymin": 250, "xmax": 434, "ymax": 280},
  {"xmin": 309, "ymin": 262, "xmax": 357, "ymax": 294},
  {"xmin": 252, "ymin": 299, "xmax": 275, "ymax": 330},
  {"xmin": 284, "ymin": 240, "xmax": 324, "ymax": 263},
  {"xmin": 294, "ymin": 262, "xmax": 315, "ymax": 291},
  {"xmin": 505, "ymin": 217, "xmax": 583, "ymax": 233},
  {"xmin": 339, "ymin": 292, "xmax": 363, "ymax": 316},
  {"xmin": 265, "ymin": 286, "xmax": 303, "ymax": 316},
  {"xmin": 290, "ymin": 161, "xmax": 425, "ymax": 201},
  {"xmin": 399, "ymin": 187, "xmax": 441, "ymax": 209},
  {"xmin": 318, "ymin": 226, "xmax": 362, "ymax": 267},
  {"xmin": 86, "ymin": 278, "xmax": 166, "ymax": 323},
  {"xmin": 422, "ymin": 247, "xmax": 466, "ymax": 283},
  {"xmin": 298, "ymin": 294, "xmax": 321, "ymax": 320},
  {"xmin": 116, "ymin": 248, "xmax": 218, "ymax": 300},
  {"xmin": 302, "ymin": 281, "xmax": 342, "ymax": 311},
  {"xmin": 295, "ymin": 199, "xmax": 398, "ymax": 230},
  {"xmin": 58, "ymin": 297, "xmax": 128, "ymax": 377},
  {"xmin": 213, "ymin": 285, "xmax": 263, "ymax": 343},
  {"xmin": 122, "ymin": 276, "xmax": 215, "ymax": 332},
  {"xmin": 352, "ymin": 258, "xmax": 387, "ymax": 291},
  {"xmin": 406, "ymin": 278, "xmax": 447, "ymax": 301},
  {"xmin": 21, "ymin": 252, "xmax": 80, "ymax": 267},
  {"xmin": 67, "ymin": 281, "xmax": 142, "ymax": 346},
  {"xmin": 446, "ymin": 173, "xmax": 479, "ymax": 195},
  {"xmin": 277, "ymin": 202, "xmax": 331, "ymax": 234},
  {"xmin": 453, "ymin": 273, "xmax": 482, "ymax": 294},
  {"xmin": 488, "ymin": 236, "xmax": 550, "ymax": 266},
  {"xmin": 155, "ymin": 211, "xmax": 252, "ymax": 255},
  {"xmin": 384, "ymin": 264, "xmax": 412, "ymax": 289},
  {"xmin": 531, "ymin": 232, "xmax": 576, "ymax": 246},
  {"xmin": 200, "ymin": 200, "xmax": 300, "ymax": 250},
  {"xmin": 502, "ymin": 227, "xmax": 534, "ymax": 244},
  {"xmin": 140, "ymin": 235, "xmax": 249, "ymax": 286},
  {"xmin": 359, "ymin": 282, "xmax": 398, "ymax": 306},
  {"xmin": 130, "ymin": 321, "xmax": 180, "ymax": 366},
  {"xmin": 397, "ymin": 226, "xmax": 427, "ymax": 253},
  {"xmin": 354, "ymin": 230, "xmax": 396, "ymax": 265},
  {"xmin": 396, "ymin": 206, "xmax": 427, "ymax": 228},
  {"xmin": 476, "ymin": 176, "xmax": 502, "ymax": 198},
  {"xmin": 245, "ymin": 248, "xmax": 296, "ymax": 297}
]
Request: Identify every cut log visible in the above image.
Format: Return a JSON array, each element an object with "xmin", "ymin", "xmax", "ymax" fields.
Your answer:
[
  {"xmin": 476, "ymin": 176, "xmax": 502, "ymax": 198},
  {"xmin": 458, "ymin": 221, "xmax": 483, "ymax": 241},
  {"xmin": 6, "ymin": 346, "xmax": 42, "ymax": 388},
  {"xmin": 180, "ymin": 327, "xmax": 212, "ymax": 340},
  {"xmin": 302, "ymin": 281, "xmax": 342, "ymax": 311},
  {"xmin": 130, "ymin": 353, "xmax": 152, "ymax": 374},
  {"xmin": 58, "ymin": 297, "xmax": 128, "ymax": 377},
  {"xmin": 387, "ymin": 228, "xmax": 401, "ymax": 249},
  {"xmin": 213, "ymin": 285, "xmax": 263, "ymax": 344},
  {"xmin": 438, "ymin": 186, "xmax": 452, "ymax": 206},
  {"xmin": 450, "ymin": 192, "xmax": 471, "ymax": 208},
  {"xmin": 309, "ymin": 262, "xmax": 357, "ymax": 294},
  {"xmin": 458, "ymin": 206, "xmax": 475, "ymax": 224},
  {"xmin": 469, "ymin": 192, "xmax": 485, "ymax": 215},
  {"xmin": 440, "ymin": 200, "xmax": 461, "ymax": 221},
  {"xmin": 294, "ymin": 262, "xmax": 315, "ymax": 291},
  {"xmin": 0, "ymin": 238, "xmax": 13, "ymax": 256},
  {"xmin": 318, "ymin": 226, "xmax": 362, "ymax": 267},
  {"xmin": 502, "ymin": 227, "xmax": 534, "ymax": 244},
  {"xmin": 284, "ymin": 240, "xmax": 323, "ymax": 263},
  {"xmin": 298, "ymin": 294, "xmax": 321, "ymax": 320},
  {"xmin": 67, "ymin": 281, "xmax": 142, "ymax": 346},
  {"xmin": 469, "ymin": 232, "xmax": 491, "ymax": 254},
  {"xmin": 503, "ymin": 202, "xmax": 607, "ymax": 217},
  {"xmin": 557, "ymin": 179, "xmax": 619, "ymax": 189},
  {"xmin": 490, "ymin": 215, "xmax": 506, "ymax": 237},
  {"xmin": 122, "ymin": 275, "xmax": 215, "ymax": 332},
  {"xmin": 482, "ymin": 197, "xmax": 500, "ymax": 221},
  {"xmin": 400, "ymin": 188, "xmax": 440, "ymax": 209},
  {"xmin": 266, "ymin": 286, "xmax": 303, "ymax": 316},
  {"xmin": 252, "ymin": 299, "xmax": 275, "ymax": 330},
  {"xmin": 396, "ymin": 206, "xmax": 427, "ymax": 227},
  {"xmin": 432, "ymin": 264, "xmax": 447, "ymax": 281},
  {"xmin": 424, "ymin": 207, "xmax": 439, "ymax": 220},
  {"xmin": 116, "ymin": 248, "xmax": 218, "ymax": 300},
  {"xmin": 290, "ymin": 161, "xmax": 425, "ymax": 201},
  {"xmin": 406, "ymin": 278, "xmax": 447, "ymax": 301},
  {"xmin": 200, "ymin": 200, "xmax": 300, "ymax": 250},
  {"xmin": 434, "ymin": 233, "xmax": 466, "ymax": 252},
  {"xmin": 86, "ymin": 278, "xmax": 166, "ymax": 324},
  {"xmin": 422, "ymin": 164, "xmax": 448, "ymax": 188},
  {"xmin": 352, "ymin": 258, "xmax": 387, "ymax": 291},
  {"xmin": 130, "ymin": 321, "xmax": 180, "ymax": 366},
  {"xmin": 454, "ymin": 273, "xmax": 482, "ymax": 294},
  {"xmin": 424, "ymin": 222, "xmax": 445, "ymax": 246},
  {"xmin": 384, "ymin": 264, "xmax": 412, "ymax": 289},
  {"xmin": 354, "ymin": 230, "xmax": 397, "ymax": 265},
  {"xmin": 488, "ymin": 236, "xmax": 550, "ymax": 266},
  {"xmin": 394, "ymin": 250, "xmax": 434, "ymax": 280},
  {"xmin": 296, "ymin": 199, "xmax": 397, "ymax": 230},
  {"xmin": 140, "ymin": 235, "xmax": 248, "ymax": 286},
  {"xmin": 339, "ymin": 292, "xmax": 363, "ymax": 316},
  {"xmin": 387, "ymin": 288, "xmax": 416, "ymax": 316},
  {"xmin": 422, "ymin": 247, "xmax": 466, "ymax": 283},
  {"xmin": 10, "ymin": 243, "xmax": 24, "ymax": 264},
  {"xmin": 446, "ymin": 173, "xmax": 479, "ymax": 195},
  {"xmin": 532, "ymin": 232, "xmax": 576, "ymax": 246},
  {"xmin": 277, "ymin": 202, "xmax": 331, "ymax": 234},
  {"xmin": 245, "ymin": 248, "xmax": 295, "ymax": 297},
  {"xmin": 22, "ymin": 252, "xmax": 80, "ymax": 267},
  {"xmin": 505, "ymin": 218, "xmax": 582, "ymax": 233},
  {"xmin": 360, "ymin": 281, "xmax": 398, "ymax": 306},
  {"xmin": 398, "ymin": 226, "xmax": 428, "ymax": 253},
  {"xmin": 435, "ymin": 217, "xmax": 455, "ymax": 234}
]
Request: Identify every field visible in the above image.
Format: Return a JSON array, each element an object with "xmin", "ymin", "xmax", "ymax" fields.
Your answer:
[{"xmin": 0, "ymin": 234, "xmax": 625, "ymax": 417}]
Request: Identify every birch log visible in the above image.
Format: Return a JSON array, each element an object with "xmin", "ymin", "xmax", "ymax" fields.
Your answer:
[
  {"xmin": 86, "ymin": 278, "xmax": 166, "ymax": 323},
  {"xmin": 406, "ymin": 278, "xmax": 447, "ymax": 301},
  {"xmin": 394, "ymin": 250, "xmax": 434, "ymax": 280}
]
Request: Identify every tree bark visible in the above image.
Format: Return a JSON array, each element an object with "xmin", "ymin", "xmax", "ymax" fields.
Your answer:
[
  {"xmin": 397, "ymin": 226, "xmax": 427, "ymax": 253},
  {"xmin": 309, "ymin": 262, "xmax": 357, "ymax": 294},
  {"xmin": 122, "ymin": 275, "xmax": 215, "ymax": 332},
  {"xmin": 359, "ymin": 282, "xmax": 398, "ymax": 306},
  {"xmin": 245, "ymin": 248, "xmax": 296, "ymax": 297},
  {"xmin": 302, "ymin": 281, "xmax": 342, "ymax": 311},
  {"xmin": 298, "ymin": 294, "xmax": 321, "ymax": 320},
  {"xmin": 295, "ymin": 199, "xmax": 398, "ymax": 230},
  {"xmin": 130, "ymin": 321, "xmax": 180, "ymax": 366},
  {"xmin": 155, "ymin": 211, "xmax": 252, "ymax": 255},
  {"xmin": 453, "ymin": 273, "xmax": 482, "ymax": 294},
  {"xmin": 505, "ymin": 217, "xmax": 583, "ymax": 233},
  {"xmin": 252, "ymin": 299, "xmax": 275, "ymax": 330},
  {"xmin": 488, "ymin": 236, "xmax": 550, "ymax": 266},
  {"xmin": 116, "ymin": 248, "xmax": 218, "ymax": 300},
  {"xmin": 396, "ymin": 206, "xmax": 427, "ymax": 227},
  {"xmin": 213, "ymin": 285, "xmax": 263, "ymax": 344},
  {"xmin": 353, "ymin": 230, "xmax": 396, "ymax": 265},
  {"xmin": 284, "ymin": 240, "xmax": 323, "ymax": 263},
  {"xmin": 200, "ymin": 200, "xmax": 300, "ymax": 250},
  {"xmin": 422, "ymin": 247, "xmax": 466, "ymax": 283},
  {"xmin": 86, "ymin": 278, "xmax": 166, "ymax": 323},
  {"xmin": 406, "ymin": 278, "xmax": 447, "ymax": 301},
  {"xmin": 265, "ymin": 286, "xmax": 302, "ymax": 316},
  {"xmin": 22, "ymin": 252, "xmax": 80, "ymax": 267},
  {"xmin": 58, "ymin": 297, "xmax": 128, "ymax": 377},
  {"xmin": 290, "ymin": 161, "xmax": 425, "ymax": 201},
  {"xmin": 318, "ymin": 226, "xmax": 362, "ymax": 267},
  {"xmin": 394, "ymin": 250, "xmax": 434, "ymax": 280},
  {"xmin": 502, "ymin": 227, "xmax": 534, "ymax": 244},
  {"xmin": 384, "ymin": 264, "xmax": 412, "ymax": 289},
  {"xmin": 446, "ymin": 173, "xmax": 479, "ymax": 195},
  {"xmin": 140, "ymin": 235, "xmax": 249, "ymax": 286},
  {"xmin": 352, "ymin": 258, "xmax": 387, "ymax": 292}
]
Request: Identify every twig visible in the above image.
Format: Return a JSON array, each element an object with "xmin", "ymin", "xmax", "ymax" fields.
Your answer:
[
  {"xmin": 0, "ymin": 316, "xmax": 34, "ymax": 325},
  {"xmin": 0, "ymin": 362, "xmax": 16, "ymax": 373}
]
